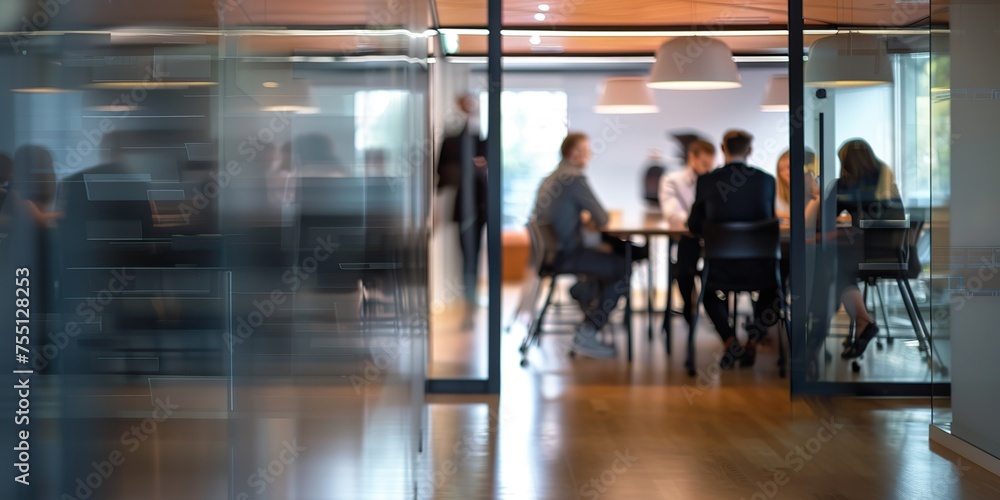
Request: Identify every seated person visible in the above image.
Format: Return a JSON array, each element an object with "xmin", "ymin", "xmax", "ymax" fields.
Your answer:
[
  {"xmin": 834, "ymin": 139, "xmax": 904, "ymax": 359},
  {"xmin": 659, "ymin": 139, "xmax": 716, "ymax": 325},
  {"xmin": 531, "ymin": 132, "xmax": 645, "ymax": 359},
  {"xmin": 687, "ymin": 129, "xmax": 781, "ymax": 368},
  {"xmin": 774, "ymin": 149, "xmax": 821, "ymax": 286}
]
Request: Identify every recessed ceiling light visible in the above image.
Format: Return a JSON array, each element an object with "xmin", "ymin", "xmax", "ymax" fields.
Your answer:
[
  {"xmin": 538, "ymin": 4, "xmax": 549, "ymax": 11},
  {"xmin": 534, "ymin": 13, "xmax": 545, "ymax": 21},
  {"xmin": 529, "ymin": 35, "xmax": 541, "ymax": 45},
  {"xmin": 262, "ymin": 81, "xmax": 280, "ymax": 88}
]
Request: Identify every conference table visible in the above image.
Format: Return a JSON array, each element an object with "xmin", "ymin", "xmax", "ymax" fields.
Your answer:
[{"xmin": 601, "ymin": 212, "xmax": 690, "ymax": 361}]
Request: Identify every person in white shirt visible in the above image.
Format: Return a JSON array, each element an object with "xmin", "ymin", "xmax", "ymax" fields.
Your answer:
[{"xmin": 658, "ymin": 139, "xmax": 716, "ymax": 325}]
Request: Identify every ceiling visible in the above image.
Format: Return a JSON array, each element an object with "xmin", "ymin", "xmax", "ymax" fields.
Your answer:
[
  {"xmin": 0, "ymin": 0, "xmax": 947, "ymax": 57},
  {"xmin": 439, "ymin": 0, "xmax": 945, "ymax": 27}
]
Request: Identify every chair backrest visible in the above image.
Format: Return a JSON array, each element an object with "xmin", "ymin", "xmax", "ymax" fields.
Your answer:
[
  {"xmin": 526, "ymin": 219, "xmax": 559, "ymax": 274},
  {"xmin": 701, "ymin": 219, "xmax": 781, "ymax": 261},
  {"xmin": 857, "ymin": 214, "xmax": 911, "ymax": 275},
  {"xmin": 642, "ymin": 164, "xmax": 665, "ymax": 208}
]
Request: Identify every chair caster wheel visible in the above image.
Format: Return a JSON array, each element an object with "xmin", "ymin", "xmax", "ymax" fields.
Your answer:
[
  {"xmin": 851, "ymin": 361, "xmax": 861, "ymax": 373},
  {"xmin": 687, "ymin": 368, "xmax": 697, "ymax": 377},
  {"xmin": 519, "ymin": 358, "xmax": 528, "ymax": 367},
  {"xmin": 876, "ymin": 341, "xmax": 884, "ymax": 350},
  {"xmin": 887, "ymin": 337, "xmax": 894, "ymax": 344},
  {"xmin": 519, "ymin": 345, "xmax": 528, "ymax": 354},
  {"xmin": 568, "ymin": 350, "xmax": 576, "ymax": 358}
]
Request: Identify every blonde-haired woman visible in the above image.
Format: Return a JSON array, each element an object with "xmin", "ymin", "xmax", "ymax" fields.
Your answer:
[
  {"xmin": 835, "ymin": 139, "xmax": 903, "ymax": 359},
  {"xmin": 775, "ymin": 149, "xmax": 819, "ymax": 222}
]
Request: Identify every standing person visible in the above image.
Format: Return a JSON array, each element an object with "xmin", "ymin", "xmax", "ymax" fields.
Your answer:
[
  {"xmin": 532, "ymin": 132, "xmax": 645, "ymax": 359},
  {"xmin": 687, "ymin": 129, "xmax": 780, "ymax": 368},
  {"xmin": 436, "ymin": 94, "xmax": 488, "ymax": 327},
  {"xmin": 659, "ymin": 139, "xmax": 716, "ymax": 326}
]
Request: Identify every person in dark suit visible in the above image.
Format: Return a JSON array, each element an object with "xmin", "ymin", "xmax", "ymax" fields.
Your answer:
[
  {"xmin": 436, "ymin": 94, "xmax": 488, "ymax": 326},
  {"xmin": 687, "ymin": 129, "xmax": 781, "ymax": 368}
]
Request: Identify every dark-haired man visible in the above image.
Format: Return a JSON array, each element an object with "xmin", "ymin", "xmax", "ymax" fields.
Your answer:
[
  {"xmin": 531, "ymin": 132, "xmax": 644, "ymax": 358},
  {"xmin": 687, "ymin": 129, "xmax": 780, "ymax": 368}
]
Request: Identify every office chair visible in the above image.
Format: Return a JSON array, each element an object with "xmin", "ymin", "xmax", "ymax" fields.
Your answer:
[
  {"xmin": 846, "ymin": 216, "xmax": 945, "ymax": 375},
  {"xmin": 518, "ymin": 219, "xmax": 581, "ymax": 366},
  {"xmin": 686, "ymin": 219, "xmax": 789, "ymax": 377}
]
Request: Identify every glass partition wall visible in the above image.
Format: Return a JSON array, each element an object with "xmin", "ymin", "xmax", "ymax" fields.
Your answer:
[
  {"xmin": 0, "ymin": 1, "xmax": 431, "ymax": 497},
  {"xmin": 928, "ymin": 0, "xmax": 1000, "ymax": 473},
  {"xmin": 793, "ymin": 1, "xmax": 943, "ymax": 395}
]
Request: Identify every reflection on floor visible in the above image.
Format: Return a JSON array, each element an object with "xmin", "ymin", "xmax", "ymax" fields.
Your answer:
[
  {"xmin": 430, "ymin": 302, "xmax": 489, "ymax": 379},
  {"xmin": 26, "ymin": 280, "xmax": 970, "ymax": 499},
  {"xmin": 815, "ymin": 313, "xmax": 950, "ymax": 383},
  {"xmin": 420, "ymin": 331, "xmax": 992, "ymax": 500}
]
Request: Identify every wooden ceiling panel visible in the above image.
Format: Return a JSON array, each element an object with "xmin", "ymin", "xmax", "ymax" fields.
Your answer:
[
  {"xmin": 435, "ymin": 0, "xmax": 943, "ymax": 28},
  {"xmin": 453, "ymin": 34, "xmax": 825, "ymax": 56}
]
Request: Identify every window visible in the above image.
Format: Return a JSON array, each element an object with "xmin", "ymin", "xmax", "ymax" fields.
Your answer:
[{"xmin": 478, "ymin": 90, "xmax": 568, "ymax": 230}]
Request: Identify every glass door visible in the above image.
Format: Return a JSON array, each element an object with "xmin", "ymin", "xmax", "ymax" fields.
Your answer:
[{"xmin": 792, "ymin": 1, "xmax": 940, "ymax": 395}]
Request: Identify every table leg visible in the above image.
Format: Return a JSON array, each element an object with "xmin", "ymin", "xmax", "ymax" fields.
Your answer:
[
  {"xmin": 625, "ymin": 241, "xmax": 633, "ymax": 362},
  {"xmin": 647, "ymin": 236, "xmax": 654, "ymax": 341},
  {"xmin": 662, "ymin": 238, "xmax": 674, "ymax": 356}
]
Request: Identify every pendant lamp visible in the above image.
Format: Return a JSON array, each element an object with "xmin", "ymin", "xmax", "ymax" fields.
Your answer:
[
  {"xmin": 594, "ymin": 77, "xmax": 659, "ymax": 114},
  {"xmin": 804, "ymin": 34, "xmax": 893, "ymax": 88},
  {"xmin": 760, "ymin": 74, "xmax": 789, "ymax": 112},
  {"xmin": 647, "ymin": 37, "xmax": 741, "ymax": 90}
]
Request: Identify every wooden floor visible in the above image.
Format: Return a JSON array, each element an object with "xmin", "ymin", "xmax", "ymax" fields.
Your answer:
[{"xmin": 421, "ymin": 328, "xmax": 999, "ymax": 499}]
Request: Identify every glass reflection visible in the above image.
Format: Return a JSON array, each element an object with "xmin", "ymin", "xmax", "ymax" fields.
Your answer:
[
  {"xmin": 0, "ymin": 11, "xmax": 429, "ymax": 497},
  {"xmin": 799, "ymin": 28, "xmax": 940, "ymax": 388}
]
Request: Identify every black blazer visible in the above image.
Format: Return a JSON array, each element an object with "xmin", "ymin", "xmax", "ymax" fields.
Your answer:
[
  {"xmin": 687, "ymin": 162, "xmax": 778, "ymax": 288},
  {"xmin": 688, "ymin": 162, "xmax": 775, "ymax": 234},
  {"xmin": 436, "ymin": 126, "xmax": 487, "ymax": 225}
]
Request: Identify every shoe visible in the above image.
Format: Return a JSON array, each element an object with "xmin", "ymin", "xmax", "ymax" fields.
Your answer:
[
  {"xmin": 570, "ymin": 280, "xmax": 598, "ymax": 308},
  {"xmin": 572, "ymin": 325, "xmax": 616, "ymax": 359},
  {"xmin": 719, "ymin": 339, "xmax": 743, "ymax": 369},
  {"xmin": 842, "ymin": 323, "xmax": 879, "ymax": 359},
  {"xmin": 739, "ymin": 342, "xmax": 758, "ymax": 368}
]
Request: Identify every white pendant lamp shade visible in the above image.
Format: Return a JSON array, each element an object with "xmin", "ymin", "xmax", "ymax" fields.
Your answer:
[
  {"xmin": 760, "ymin": 74, "xmax": 789, "ymax": 112},
  {"xmin": 804, "ymin": 34, "xmax": 893, "ymax": 88},
  {"xmin": 594, "ymin": 77, "xmax": 659, "ymax": 114},
  {"xmin": 647, "ymin": 37, "xmax": 741, "ymax": 90}
]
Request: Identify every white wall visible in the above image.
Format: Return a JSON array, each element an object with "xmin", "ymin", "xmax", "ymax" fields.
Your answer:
[{"xmin": 504, "ymin": 67, "xmax": 790, "ymax": 216}]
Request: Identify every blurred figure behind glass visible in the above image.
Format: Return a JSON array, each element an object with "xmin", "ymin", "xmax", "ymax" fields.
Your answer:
[
  {"xmin": 834, "ymin": 138, "xmax": 904, "ymax": 360},
  {"xmin": 436, "ymin": 94, "xmax": 487, "ymax": 328}
]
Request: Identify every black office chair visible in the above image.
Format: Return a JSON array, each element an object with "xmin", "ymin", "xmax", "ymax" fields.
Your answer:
[
  {"xmin": 517, "ymin": 219, "xmax": 583, "ymax": 366},
  {"xmin": 686, "ymin": 219, "xmax": 789, "ymax": 377},
  {"xmin": 846, "ymin": 216, "xmax": 944, "ymax": 374}
]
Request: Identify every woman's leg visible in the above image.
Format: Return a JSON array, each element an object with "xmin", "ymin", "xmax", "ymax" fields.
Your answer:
[
  {"xmin": 840, "ymin": 286, "xmax": 874, "ymax": 333},
  {"xmin": 840, "ymin": 285, "xmax": 879, "ymax": 358}
]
